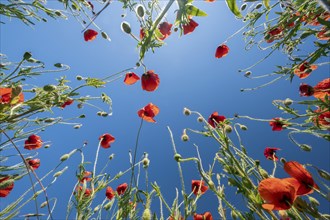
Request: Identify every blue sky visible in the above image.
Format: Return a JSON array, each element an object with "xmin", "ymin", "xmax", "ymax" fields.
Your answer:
[{"xmin": 1, "ymin": 0, "xmax": 329, "ymax": 218}]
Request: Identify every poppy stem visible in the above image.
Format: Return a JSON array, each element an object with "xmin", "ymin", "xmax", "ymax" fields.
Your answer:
[
  {"xmin": 129, "ymin": 118, "xmax": 144, "ymax": 189},
  {"xmin": 92, "ymin": 139, "xmax": 102, "ymax": 192},
  {"xmin": 167, "ymin": 126, "xmax": 186, "ymax": 193}
]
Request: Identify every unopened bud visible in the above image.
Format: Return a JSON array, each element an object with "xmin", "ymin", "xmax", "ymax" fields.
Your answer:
[
  {"xmin": 308, "ymin": 196, "xmax": 320, "ymax": 207},
  {"xmin": 136, "ymin": 5, "xmax": 145, "ymax": 18},
  {"xmin": 79, "ymin": 114, "xmax": 86, "ymax": 118},
  {"xmin": 280, "ymin": 158, "xmax": 286, "ymax": 164},
  {"xmin": 181, "ymin": 134, "xmax": 189, "ymax": 142},
  {"xmin": 43, "ymin": 84, "xmax": 57, "ymax": 92},
  {"xmin": 224, "ymin": 125, "xmax": 232, "ymax": 133},
  {"xmin": 174, "ymin": 153, "xmax": 182, "ymax": 162},
  {"xmin": 255, "ymin": 160, "xmax": 260, "ymax": 167},
  {"xmin": 60, "ymin": 154, "xmax": 70, "ymax": 161},
  {"xmin": 240, "ymin": 125, "xmax": 248, "ymax": 130},
  {"xmin": 142, "ymin": 208, "xmax": 151, "ymax": 220},
  {"xmin": 244, "ymin": 71, "xmax": 251, "ymax": 77},
  {"xmin": 54, "ymin": 63, "xmax": 63, "ymax": 68},
  {"xmin": 53, "ymin": 171, "xmax": 63, "ymax": 178},
  {"xmin": 101, "ymin": 112, "xmax": 108, "ymax": 117},
  {"xmin": 197, "ymin": 116, "xmax": 203, "ymax": 123},
  {"xmin": 44, "ymin": 118, "xmax": 56, "ymax": 123},
  {"xmin": 259, "ymin": 168, "xmax": 268, "ymax": 178},
  {"xmin": 183, "ymin": 107, "xmax": 191, "ymax": 116},
  {"xmin": 97, "ymin": 111, "xmax": 102, "ymax": 116},
  {"xmin": 255, "ymin": 3, "xmax": 262, "ymax": 9},
  {"xmin": 142, "ymin": 158, "xmax": 150, "ymax": 168},
  {"xmin": 74, "ymin": 124, "xmax": 82, "ymax": 129},
  {"xmin": 40, "ymin": 201, "xmax": 48, "ymax": 208},
  {"xmin": 44, "ymin": 144, "xmax": 50, "ymax": 149},
  {"xmin": 101, "ymin": 31, "xmax": 111, "ymax": 41},
  {"xmin": 109, "ymin": 153, "xmax": 115, "ymax": 160},
  {"xmin": 318, "ymin": 169, "xmax": 330, "ymax": 180},
  {"xmin": 121, "ymin": 21, "xmax": 131, "ymax": 34},
  {"xmin": 23, "ymin": 52, "xmax": 32, "ymax": 60},
  {"xmin": 299, "ymin": 144, "xmax": 312, "ymax": 152},
  {"xmin": 76, "ymin": 75, "xmax": 83, "ymax": 80},
  {"xmin": 284, "ymin": 98, "xmax": 293, "ymax": 106},
  {"xmin": 240, "ymin": 3, "xmax": 247, "ymax": 11}
]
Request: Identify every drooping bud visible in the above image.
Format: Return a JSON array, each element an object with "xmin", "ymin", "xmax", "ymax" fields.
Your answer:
[
  {"xmin": 244, "ymin": 71, "xmax": 251, "ymax": 77},
  {"xmin": 284, "ymin": 98, "xmax": 293, "ymax": 106},
  {"xmin": 183, "ymin": 107, "xmax": 191, "ymax": 116},
  {"xmin": 174, "ymin": 153, "xmax": 182, "ymax": 162},
  {"xmin": 23, "ymin": 52, "xmax": 32, "ymax": 60},
  {"xmin": 76, "ymin": 75, "xmax": 83, "ymax": 80},
  {"xmin": 197, "ymin": 117, "xmax": 203, "ymax": 123},
  {"xmin": 142, "ymin": 158, "xmax": 150, "ymax": 168},
  {"xmin": 318, "ymin": 169, "xmax": 330, "ymax": 180},
  {"xmin": 224, "ymin": 125, "xmax": 232, "ymax": 133},
  {"xmin": 60, "ymin": 154, "xmax": 70, "ymax": 161},
  {"xmin": 299, "ymin": 144, "xmax": 312, "ymax": 152},
  {"xmin": 240, "ymin": 124, "xmax": 248, "ymax": 130}
]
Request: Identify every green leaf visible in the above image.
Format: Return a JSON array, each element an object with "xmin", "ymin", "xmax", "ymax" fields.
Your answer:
[
  {"xmin": 225, "ymin": 0, "xmax": 242, "ymax": 18},
  {"xmin": 317, "ymin": 17, "xmax": 330, "ymax": 28},
  {"xmin": 263, "ymin": 0, "xmax": 270, "ymax": 9},
  {"xmin": 186, "ymin": 5, "xmax": 208, "ymax": 17},
  {"xmin": 85, "ymin": 78, "xmax": 106, "ymax": 88}
]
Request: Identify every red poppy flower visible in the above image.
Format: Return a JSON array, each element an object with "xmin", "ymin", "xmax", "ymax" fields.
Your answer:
[
  {"xmin": 284, "ymin": 161, "xmax": 318, "ymax": 195},
  {"xmin": 314, "ymin": 109, "xmax": 330, "ymax": 129},
  {"xmin": 106, "ymin": 186, "xmax": 115, "ymax": 200},
  {"xmin": 158, "ymin": 21, "xmax": 172, "ymax": 40},
  {"xmin": 299, "ymin": 83, "xmax": 314, "ymax": 96},
  {"xmin": 0, "ymin": 176, "xmax": 14, "ymax": 197},
  {"xmin": 183, "ymin": 19, "xmax": 199, "ymax": 35},
  {"xmin": 138, "ymin": 103, "xmax": 160, "ymax": 123},
  {"xmin": 208, "ymin": 112, "xmax": 226, "ymax": 128},
  {"xmin": 27, "ymin": 158, "xmax": 40, "ymax": 170},
  {"xmin": 76, "ymin": 186, "xmax": 91, "ymax": 197},
  {"xmin": 61, "ymin": 99, "xmax": 74, "ymax": 108},
  {"xmin": 141, "ymin": 70, "xmax": 160, "ymax": 92},
  {"xmin": 99, "ymin": 133, "xmax": 115, "ymax": 149},
  {"xmin": 193, "ymin": 212, "xmax": 213, "ymax": 220},
  {"xmin": 191, "ymin": 180, "xmax": 208, "ymax": 195},
  {"xmin": 313, "ymin": 78, "xmax": 330, "ymax": 100},
  {"xmin": 84, "ymin": 29, "xmax": 98, "ymax": 41},
  {"xmin": 124, "ymin": 72, "xmax": 140, "ymax": 85},
  {"xmin": 316, "ymin": 27, "xmax": 330, "ymax": 40},
  {"xmin": 258, "ymin": 177, "xmax": 300, "ymax": 210},
  {"xmin": 269, "ymin": 118, "xmax": 286, "ymax": 131},
  {"xmin": 140, "ymin": 28, "xmax": 146, "ymax": 40},
  {"xmin": 116, "ymin": 183, "xmax": 128, "ymax": 195},
  {"xmin": 24, "ymin": 134, "xmax": 43, "ymax": 150},
  {"xmin": 294, "ymin": 62, "xmax": 318, "ymax": 79},
  {"xmin": 268, "ymin": 27, "xmax": 283, "ymax": 36},
  {"xmin": 79, "ymin": 171, "xmax": 92, "ymax": 183},
  {"xmin": 215, "ymin": 44, "xmax": 229, "ymax": 59},
  {"xmin": 264, "ymin": 147, "xmax": 280, "ymax": 161},
  {"xmin": 0, "ymin": 87, "xmax": 24, "ymax": 105}
]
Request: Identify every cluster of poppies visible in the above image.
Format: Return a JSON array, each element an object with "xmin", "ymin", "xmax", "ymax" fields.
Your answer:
[
  {"xmin": 258, "ymin": 161, "xmax": 318, "ymax": 211},
  {"xmin": 105, "ymin": 183, "xmax": 128, "ymax": 200}
]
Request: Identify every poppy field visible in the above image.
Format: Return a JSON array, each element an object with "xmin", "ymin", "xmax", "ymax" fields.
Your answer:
[{"xmin": 0, "ymin": 0, "xmax": 329, "ymax": 219}]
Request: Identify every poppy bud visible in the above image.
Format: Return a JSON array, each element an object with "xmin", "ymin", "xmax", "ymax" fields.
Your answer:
[
  {"xmin": 60, "ymin": 154, "xmax": 70, "ymax": 161},
  {"xmin": 79, "ymin": 114, "xmax": 86, "ymax": 118},
  {"xmin": 54, "ymin": 63, "xmax": 63, "ymax": 68},
  {"xmin": 284, "ymin": 98, "xmax": 293, "ymax": 106},
  {"xmin": 121, "ymin": 21, "xmax": 131, "ymax": 34},
  {"xmin": 136, "ymin": 4, "xmax": 145, "ymax": 18},
  {"xmin": 240, "ymin": 3, "xmax": 247, "ymax": 11},
  {"xmin": 231, "ymin": 210, "xmax": 239, "ymax": 219},
  {"xmin": 23, "ymin": 52, "xmax": 32, "ymax": 60},
  {"xmin": 280, "ymin": 158, "xmax": 286, "ymax": 164},
  {"xmin": 255, "ymin": 3, "xmax": 262, "ymax": 9},
  {"xmin": 109, "ymin": 154, "xmax": 115, "ymax": 160},
  {"xmin": 44, "ymin": 144, "xmax": 50, "ymax": 149},
  {"xmin": 101, "ymin": 31, "xmax": 111, "ymax": 41},
  {"xmin": 74, "ymin": 124, "xmax": 82, "ymax": 129},
  {"xmin": 299, "ymin": 144, "xmax": 312, "ymax": 152},
  {"xmin": 259, "ymin": 168, "xmax": 268, "ymax": 178},
  {"xmin": 143, "ymin": 158, "xmax": 150, "ymax": 168},
  {"xmin": 255, "ymin": 160, "xmax": 260, "ymax": 167},
  {"xmin": 101, "ymin": 112, "xmax": 108, "ymax": 117},
  {"xmin": 97, "ymin": 111, "xmax": 102, "ymax": 116},
  {"xmin": 76, "ymin": 75, "xmax": 83, "ymax": 80},
  {"xmin": 181, "ymin": 134, "xmax": 189, "ymax": 142},
  {"xmin": 40, "ymin": 201, "xmax": 48, "ymax": 208},
  {"xmin": 318, "ymin": 169, "xmax": 330, "ymax": 180},
  {"xmin": 53, "ymin": 166, "xmax": 68, "ymax": 178},
  {"xmin": 142, "ymin": 208, "xmax": 151, "ymax": 220},
  {"xmin": 224, "ymin": 125, "xmax": 232, "ymax": 133},
  {"xmin": 183, "ymin": 107, "xmax": 191, "ymax": 116},
  {"xmin": 244, "ymin": 71, "xmax": 251, "ymax": 77},
  {"xmin": 43, "ymin": 84, "xmax": 57, "ymax": 92},
  {"xmin": 197, "ymin": 117, "xmax": 203, "ymax": 122},
  {"xmin": 44, "ymin": 118, "xmax": 55, "ymax": 123},
  {"xmin": 308, "ymin": 196, "xmax": 320, "ymax": 207},
  {"xmin": 240, "ymin": 125, "xmax": 248, "ymax": 130},
  {"xmin": 174, "ymin": 153, "xmax": 182, "ymax": 162}
]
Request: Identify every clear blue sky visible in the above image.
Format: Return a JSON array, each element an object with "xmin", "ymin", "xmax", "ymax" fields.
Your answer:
[{"xmin": 1, "ymin": 1, "xmax": 329, "ymax": 218}]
